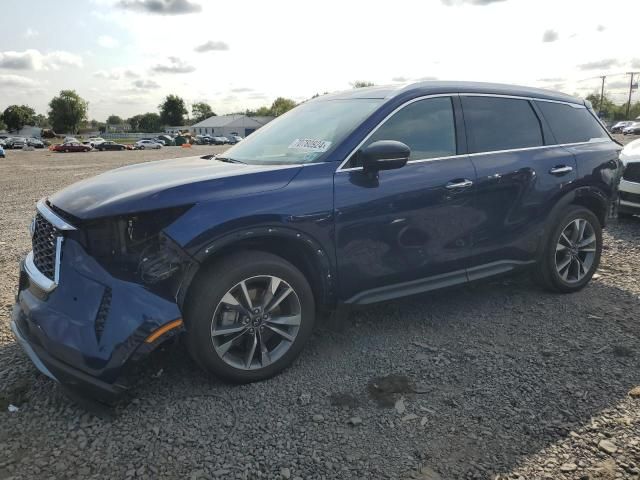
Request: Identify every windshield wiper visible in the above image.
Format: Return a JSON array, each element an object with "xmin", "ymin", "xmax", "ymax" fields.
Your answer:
[{"xmin": 215, "ymin": 156, "xmax": 246, "ymax": 164}]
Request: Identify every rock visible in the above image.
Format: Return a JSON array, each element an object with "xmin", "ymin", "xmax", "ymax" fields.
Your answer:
[
  {"xmin": 417, "ymin": 466, "xmax": 443, "ymax": 479},
  {"xmin": 598, "ymin": 439, "xmax": 618, "ymax": 454},
  {"xmin": 560, "ymin": 463, "xmax": 577, "ymax": 472},
  {"xmin": 420, "ymin": 417, "xmax": 428, "ymax": 427},
  {"xmin": 312, "ymin": 414, "xmax": 324, "ymax": 423},
  {"xmin": 402, "ymin": 414, "xmax": 419, "ymax": 422},
  {"xmin": 395, "ymin": 398, "xmax": 406, "ymax": 415},
  {"xmin": 347, "ymin": 416, "xmax": 362, "ymax": 426},
  {"xmin": 629, "ymin": 386, "xmax": 640, "ymax": 398},
  {"xmin": 280, "ymin": 467, "xmax": 291, "ymax": 479}
]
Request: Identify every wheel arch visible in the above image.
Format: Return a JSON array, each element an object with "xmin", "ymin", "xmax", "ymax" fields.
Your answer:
[{"xmin": 177, "ymin": 227, "xmax": 337, "ymax": 314}]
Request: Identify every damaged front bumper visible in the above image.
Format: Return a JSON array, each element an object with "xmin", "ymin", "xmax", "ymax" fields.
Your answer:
[{"xmin": 12, "ymin": 238, "xmax": 185, "ymax": 402}]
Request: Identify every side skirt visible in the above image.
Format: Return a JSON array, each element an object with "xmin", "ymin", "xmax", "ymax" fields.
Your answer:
[{"xmin": 343, "ymin": 260, "xmax": 535, "ymax": 305}]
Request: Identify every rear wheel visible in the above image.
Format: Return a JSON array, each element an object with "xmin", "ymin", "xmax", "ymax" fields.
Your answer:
[
  {"xmin": 534, "ymin": 206, "xmax": 602, "ymax": 293},
  {"xmin": 139, "ymin": 146, "xmax": 145, "ymax": 150},
  {"xmin": 185, "ymin": 251, "xmax": 315, "ymax": 383}
]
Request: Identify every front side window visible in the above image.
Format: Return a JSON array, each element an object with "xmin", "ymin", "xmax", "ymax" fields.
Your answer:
[
  {"xmin": 352, "ymin": 97, "xmax": 456, "ymax": 167},
  {"xmin": 461, "ymin": 96, "xmax": 543, "ymax": 153},
  {"xmin": 222, "ymin": 99, "xmax": 383, "ymax": 165},
  {"xmin": 535, "ymin": 101, "xmax": 609, "ymax": 144}
]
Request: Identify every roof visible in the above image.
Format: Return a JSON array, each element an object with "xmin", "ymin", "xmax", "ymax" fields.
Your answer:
[
  {"xmin": 191, "ymin": 114, "xmax": 275, "ymax": 129},
  {"xmin": 315, "ymin": 81, "xmax": 583, "ymax": 105}
]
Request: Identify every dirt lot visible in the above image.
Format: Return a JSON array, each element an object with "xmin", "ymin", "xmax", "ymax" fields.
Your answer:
[{"xmin": 1, "ymin": 139, "xmax": 640, "ymax": 480}]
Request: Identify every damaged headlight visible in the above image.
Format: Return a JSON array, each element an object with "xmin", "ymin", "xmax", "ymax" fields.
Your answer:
[{"xmin": 75, "ymin": 205, "xmax": 193, "ymax": 285}]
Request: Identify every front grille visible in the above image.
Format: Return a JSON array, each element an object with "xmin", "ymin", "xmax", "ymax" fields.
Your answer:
[
  {"xmin": 620, "ymin": 191, "xmax": 640, "ymax": 205},
  {"xmin": 32, "ymin": 213, "xmax": 60, "ymax": 281},
  {"xmin": 623, "ymin": 163, "xmax": 640, "ymax": 183}
]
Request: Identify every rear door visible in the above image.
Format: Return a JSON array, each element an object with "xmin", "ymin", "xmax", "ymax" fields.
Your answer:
[
  {"xmin": 334, "ymin": 96, "xmax": 478, "ymax": 303},
  {"xmin": 460, "ymin": 95, "xmax": 578, "ymax": 278}
]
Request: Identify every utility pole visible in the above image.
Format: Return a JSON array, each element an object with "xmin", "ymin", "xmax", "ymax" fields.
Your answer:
[
  {"xmin": 626, "ymin": 72, "xmax": 639, "ymax": 119},
  {"xmin": 598, "ymin": 75, "xmax": 606, "ymax": 117}
]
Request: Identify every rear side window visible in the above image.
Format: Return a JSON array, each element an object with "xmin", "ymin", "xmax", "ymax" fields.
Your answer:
[
  {"xmin": 535, "ymin": 101, "xmax": 608, "ymax": 144},
  {"xmin": 461, "ymin": 96, "xmax": 543, "ymax": 153},
  {"xmin": 357, "ymin": 96, "xmax": 457, "ymax": 163}
]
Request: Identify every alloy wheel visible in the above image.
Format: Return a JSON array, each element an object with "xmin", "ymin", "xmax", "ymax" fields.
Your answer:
[
  {"xmin": 555, "ymin": 218, "xmax": 597, "ymax": 283},
  {"xmin": 210, "ymin": 275, "xmax": 301, "ymax": 370}
]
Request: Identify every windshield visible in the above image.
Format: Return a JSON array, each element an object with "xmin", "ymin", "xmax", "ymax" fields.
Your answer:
[{"xmin": 221, "ymin": 99, "xmax": 383, "ymax": 165}]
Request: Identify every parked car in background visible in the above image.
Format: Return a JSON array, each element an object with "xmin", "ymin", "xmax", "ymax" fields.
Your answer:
[
  {"xmin": 611, "ymin": 121, "xmax": 633, "ymax": 133},
  {"xmin": 11, "ymin": 81, "xmax": 622, "ymax": 401},
  {"xmin": 618, "ymin": 138, "xmax": 640, "ymax": 218},
  {"xmin": 135, "ymin": 139, "xmax": 162, "ymax": 150},
  {"xmin": 156, "ymin": 135, "xmax": 176, "ymax": 146},
  {"xmin": 218, "ymin": 136, "xmax": 231, "ymax": 144},
  {"xmin": 0, "ymin": 144, "xmax": 5, "ymax": 158},
  {"xmin": 623, "ymin": 122, "xmax": 640, "ymax": 135},
  {"xmin": 86, "ymin": 137, "xmax": 106, "ymax": 147},
  {"xmin": 52, "ymin": 141, "xmax": 92, "ymax": 153},
  {"xmin": 95, "ymin": 141, "xmax": 127, "ymax": 151},
  {"xmin": 228, "ymin": 135, "xmax": 243, "ymax": 144},
  {"xmin": 26, "ymin": 138, "xmax": 45, "ymax": 148},
  {"xmin": 5, "ymin": 137, "xmax": 26, "ymax": 149},
  {"xmin": 63, "ymin": 137, "xmax": 79, "ymax": 144},
  {"xmin": 209, "ymin": 136, "xmax": 227, "ymax": 145}
]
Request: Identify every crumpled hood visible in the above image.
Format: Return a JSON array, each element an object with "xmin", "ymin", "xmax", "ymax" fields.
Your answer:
[{"xmin": 49, "ymin": 155, "xmax": 302, "ymax": 220}]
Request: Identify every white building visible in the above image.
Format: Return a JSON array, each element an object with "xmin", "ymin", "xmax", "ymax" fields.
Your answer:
[
  {"xmin": 191, "ymin": 115, "xmax": 274, "ymax": 137},
  {"xmin": 165, "ymin": 126, "xmax": 189, "ymax": 135}
]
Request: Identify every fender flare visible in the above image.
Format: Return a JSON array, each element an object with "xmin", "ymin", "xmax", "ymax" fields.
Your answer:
[{"xmin": 176, "ymin": 225, "xmax": 337, "ymax": 310}]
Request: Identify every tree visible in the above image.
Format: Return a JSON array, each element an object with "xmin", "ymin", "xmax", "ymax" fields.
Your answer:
[
  {"xmin": 127, "ymin": 114, "xmax": 143, "ymax": 132},
  {"xmin": 192, "ymin": 102, "xmax": 215, "ymax": 123},
  {"xmin": 48, "ymin": 90, "xmax": 88, "ymax": 134},
  {"xmin": 2, "ymin": 105, "xmax": 36, "ymax": 132},
  {"xmin": 269, "ymin": 97, "xmax": 296, "ymax": 116},
  {"xmin": 106, "ymin": 115, "xmax": 123, "ymax": 125},
  {"xmin": 0, "ymin": 117, "xmax": 6, "ymax": 131},
  {"xmin": 138, "ymin": 112, "xmax": 162, "ymax": 133},
  {"xmin": 351, "ymin": 80, "xmax": 375, "ymax": 88},
  {"xmin": 33, "ymin": 113, "xmax": 50, "ymax": 128},
  {"xmin": 159, "ymin": 94, "xmax": 187, "ymax": 126}
]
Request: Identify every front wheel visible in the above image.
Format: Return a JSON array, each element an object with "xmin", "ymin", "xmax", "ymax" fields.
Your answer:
[
  {"xmin": 185, "ymin": 251, "xmax": 315, "ymax": 383},
  {"xmin": 534, "ymin": 206, "xmax": 602, "ymax": 293}
]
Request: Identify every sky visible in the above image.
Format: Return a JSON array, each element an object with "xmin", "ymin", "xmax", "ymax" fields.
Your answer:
[{"xmin": 0, "ymin": 0, "xmax": 639, "ymax": 122}]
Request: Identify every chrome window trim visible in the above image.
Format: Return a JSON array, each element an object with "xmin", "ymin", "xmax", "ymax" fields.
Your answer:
[
  {"xmin": 36, "ymin": 198, "xmax": 76, "ymax": 231},
  {"xmin": 335, "ymin": 92, "xmax": 606, "ymax": 173}
]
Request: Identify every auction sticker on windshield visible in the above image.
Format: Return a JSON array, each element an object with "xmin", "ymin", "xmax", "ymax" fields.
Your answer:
[{"xmin": 288, "ymin": 139, "xmax": 332, "ymax": 152}]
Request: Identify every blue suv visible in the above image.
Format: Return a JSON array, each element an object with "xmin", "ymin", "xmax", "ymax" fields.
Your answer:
[{"xmin": 12, "ymin": 82, "xmax": 622, "ymax": 400}]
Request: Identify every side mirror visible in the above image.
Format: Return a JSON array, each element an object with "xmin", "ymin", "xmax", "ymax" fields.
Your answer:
[{"xmin": 361, "ymin": 140, "xmax": 410, "ymax": 172}]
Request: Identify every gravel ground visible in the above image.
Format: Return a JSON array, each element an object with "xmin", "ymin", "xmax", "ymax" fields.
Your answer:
[{"xmin": 1, "ymin": 138, "xmax": 640, "ymax": 480}]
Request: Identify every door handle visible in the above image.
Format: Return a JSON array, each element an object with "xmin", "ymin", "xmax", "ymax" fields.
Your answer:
[
  {"xmin": 549, "ymin": 165, "xmax": 573, "ymax": 175},
  {"xmin": 445, "ymin": 179, "xmax": 473, "ymax": 190}
]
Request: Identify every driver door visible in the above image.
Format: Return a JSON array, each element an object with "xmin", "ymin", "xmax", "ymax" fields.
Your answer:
[{"xmin": 333, "ymin": 96, "xmax": 478, "ymax": 303}]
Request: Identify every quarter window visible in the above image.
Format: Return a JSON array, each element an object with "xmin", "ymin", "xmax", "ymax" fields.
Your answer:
[
  {"xmin": 354, "ymin": 97, "xmax": 457, "ymax": 166},
  {"xmin": 535, "ymin": 101, "xmax": 608, "ymax": 144},
  {"xmin": 461, "ymin": 96, "xmax": 543, "ymax": 153}
]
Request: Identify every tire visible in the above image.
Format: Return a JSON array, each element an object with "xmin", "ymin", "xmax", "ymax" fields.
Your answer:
[
  {"xmin": 139, "ymin": 146, "xmax": 145, "ymax": 150},
  {"xmin": 533, "ymin": 206, "xmax": 602, "ymax": 293},
  {"xmin": 184, "ymin": 251, "xmax": 315, "ymax": 383}
]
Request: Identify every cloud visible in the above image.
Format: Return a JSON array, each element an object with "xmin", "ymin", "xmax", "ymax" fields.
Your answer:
[
  {"xmin": 607, "ymin": 80, "xmax": 630, "ymax": 89},
  {"xmin": 537, "ymin": 77, "xmax": 565, "ymax": 83},
  {"xmin": 93, "ymin": 69, "xmax": 121, "ymax": 80},
  {"xmin": 133, "ymin": 79, "xmax": 160, "ymax": 89},
  {"xmin": 542, "ymin": 29, "xmax": 558, "ymax": 43},
  {"xmin": 24, "ymin": 28, "xmax": 39, "ymax": 38},
  {"xmin": 578, "ymin": 58, "xmax": 619, "ymax": 70},
  {"xmin": 415, "ymin": 76, "xmax": 439, "ymax": 81},
  {"xmin": 0, "ymin": 49, "xmax": 82, "ymax": 70},
  {"xmin": 0, "ymin": 74, "xmax": 40, "ymax": 88},
  {"xmin": 231, "ymin": 87, "xmax": 253, "ymax": 93},
  {"xmin": 441, "ymin": 0, "xmax": 506, "ymax": 5},
  {"xmin": 194, "ymin": 40, "xmax": 229, "ymax": 53},
  {"xmin": 632, "ymin": 58, "xmax": 640, "ymax": 69},
  {"xmin": 596, "ymin": 24, "xmax": 606, "ymax": 32},
  {"xmin": 151, "ymin": 56, "xmax": 195, "ymax": 73},
  {"xmin": 97, "ymin": 35, "xmax": 119, "ymax": 48},
  {"xmin": 392, "ymin": 76, "xmax": 409, "ymax": 82},
  {"xmin": 117, "ymin": 0, "xmax": 201, "ymax": 15}
]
